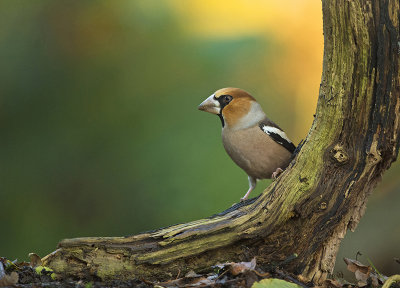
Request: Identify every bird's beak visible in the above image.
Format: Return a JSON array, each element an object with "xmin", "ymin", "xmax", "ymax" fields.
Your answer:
[{"xmin": 198, "ymin": 94, "xmax": 221, "ymax": 115}]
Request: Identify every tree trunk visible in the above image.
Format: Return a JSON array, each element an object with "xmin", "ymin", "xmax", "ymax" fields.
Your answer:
[{"xmin": 42, "ymin": 0, "xmax": 400, "ymax": 284}]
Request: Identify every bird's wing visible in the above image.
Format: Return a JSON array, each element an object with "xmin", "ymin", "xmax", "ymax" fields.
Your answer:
[{"xmin": 258, "ymin": 120, "xmax": 296, "ymax": 153}]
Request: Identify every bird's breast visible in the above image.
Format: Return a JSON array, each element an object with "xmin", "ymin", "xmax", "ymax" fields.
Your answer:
[{"xmin": 221, "ymin": 126, "xmax": 292, "ymax": 179}]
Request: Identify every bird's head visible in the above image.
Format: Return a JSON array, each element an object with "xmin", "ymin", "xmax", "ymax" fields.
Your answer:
[{"xmin": 198, "ymin": 87, "xmax": 260, "ymax": 128}]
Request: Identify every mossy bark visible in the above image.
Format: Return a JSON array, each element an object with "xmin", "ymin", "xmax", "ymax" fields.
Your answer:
[{"xmin": 42, "ymin": 0, "xmax": 400, "ymax": 284}]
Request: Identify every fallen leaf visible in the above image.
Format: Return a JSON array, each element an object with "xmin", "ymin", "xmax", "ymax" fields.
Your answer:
[
  {"xmin": 0, "ymin": 271, "xmax": 18, "ymax": 287},
  {"xmin": 214, "ymin": 257, "xmax": 257, "ymax": 276},
  {"xmin": 343, "ymin": 257, "xmax": 387, "ymax": 287},
  {"xmin": 344, "ymin": 257, "xmax": 371, "ymax": 286},
  {"xmin": 29, "ymin": 253, "xmax": 42, "ymax": 268},
  {"xmin": 230, "ymin": 258, "xmax": 257, "ymax": 275},
  {"xmin": 370, "ymin": 274, "xmax": 379, "ymax": 287},
  {"xmin": 382, "ymin": 275, "xmax": 400, "ymax": 288},
  {"xmin": 252, "ymin": 278, "xmax": 302, "ymax": 288},
  {"xmin": 323, "ymin": 279, "xmax": 342, "ymax": 288},
  {"xmin": 355, "ymin": 269, "xmax": 369, "ymax": 287},
  {"xmin": 344, "ymin": 258, "xmax": 371, "ymax": 275}
]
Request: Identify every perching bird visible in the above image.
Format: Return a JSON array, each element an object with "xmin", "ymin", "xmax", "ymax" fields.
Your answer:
[{"xmin": 198, "ymin": 88, "xmax": 296, "ymax": 201}]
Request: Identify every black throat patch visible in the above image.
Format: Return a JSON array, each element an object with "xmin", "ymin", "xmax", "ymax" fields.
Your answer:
[
  {"xmin": 218, "ymin": 113, "xmax": 225, "ymax": 127},
  {"xmin": 215, "ymin": 94, "xmax": 232, "ymax": 128}
]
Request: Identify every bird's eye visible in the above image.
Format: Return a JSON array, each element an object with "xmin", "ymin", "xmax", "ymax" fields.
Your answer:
[{"xmin": 222, "ymin": 95, "xmax": 232, "ymax": 104}]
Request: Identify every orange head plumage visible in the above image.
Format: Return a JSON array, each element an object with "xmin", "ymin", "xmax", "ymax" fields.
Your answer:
[{"xmin": 198, "ymin": 87, "xmax": 258, "ymax": 128}]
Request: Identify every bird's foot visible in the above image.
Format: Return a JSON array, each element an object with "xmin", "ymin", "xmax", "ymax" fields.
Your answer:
[
  {"xmin": 240, "ymin": 176, "xmax": 256, "ymax": 202},
  {"xmin": 272, "ymin": 167, "xmax": 284, "ymax": 179}
]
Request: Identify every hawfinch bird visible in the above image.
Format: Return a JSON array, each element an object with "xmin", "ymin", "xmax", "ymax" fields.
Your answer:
[{"xmin": 198, "ymin": 88, "xmax": 296, "ymax": 201}]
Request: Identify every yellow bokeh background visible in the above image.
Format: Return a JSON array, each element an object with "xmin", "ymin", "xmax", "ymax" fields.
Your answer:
[{"xmin": 171, "ymin": 0, "xmax": 324, "ymax": 139}]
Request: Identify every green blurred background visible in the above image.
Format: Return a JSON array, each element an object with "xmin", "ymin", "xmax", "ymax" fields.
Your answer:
[{"xmin": 0, "ymin": 0, "xmax": 398, "ymax": 279}]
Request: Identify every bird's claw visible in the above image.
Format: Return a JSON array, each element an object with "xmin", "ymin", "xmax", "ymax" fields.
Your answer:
[{"xmin": 272, "ymin": 167, "xmax": 284, "ymax": 179}]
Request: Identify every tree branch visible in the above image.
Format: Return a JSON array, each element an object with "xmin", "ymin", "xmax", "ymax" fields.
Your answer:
[{"xmin": 42, "ymin": 0, "xmax": 400, "ymax": 284}]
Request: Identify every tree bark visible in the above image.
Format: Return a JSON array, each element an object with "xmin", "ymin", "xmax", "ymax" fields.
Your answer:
[{"xmin": 42, "ymin": 0, "xmax": 400, "ymax": 284}]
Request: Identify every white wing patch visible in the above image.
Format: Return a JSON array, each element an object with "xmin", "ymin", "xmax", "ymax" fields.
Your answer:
[
  {"xmin": 260, "ymin": 124, "xmax": 296, "ymax": 153},
  {"xmin": 262, "ymin": 126, "xmax": 291, "ymax": 142}
]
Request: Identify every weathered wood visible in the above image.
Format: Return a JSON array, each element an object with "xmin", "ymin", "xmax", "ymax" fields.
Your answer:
[{"xmin": 42, "ymin": 0, "xmax": 400, "ymax": 284}]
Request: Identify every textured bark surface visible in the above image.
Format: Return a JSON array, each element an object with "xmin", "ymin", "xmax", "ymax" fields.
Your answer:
[{"xmin": 42, "ymin": 0, "xmax": 400, "ymax": 284}]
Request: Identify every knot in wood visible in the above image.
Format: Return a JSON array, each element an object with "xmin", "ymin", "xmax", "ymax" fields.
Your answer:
[
  {"xmin": 367, "ymin": 152, "xmax": 381, "ymax": 164},
  {"xmin": 331, "ymin": 144, "xmax": 349, "ymax": 164},
  {"xmin": 366, "ymin": 138, "xmax": 382, "ymax": 165},
  {"xmin": 319, "ymin": 202, "xmax": 327, "ymax": 210}
]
